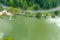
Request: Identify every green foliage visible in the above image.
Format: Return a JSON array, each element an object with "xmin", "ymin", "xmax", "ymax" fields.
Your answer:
[
  {"xmin": 35, "ymin": 0, "xmax": 59, "ymax": 9},
  {"xmin": 54, "ymin": 11, "xmax": 59, "ymax": 16},
  {"xmin": 32, "ymin": 4, "xmax": 40, "ymax": 10},
  {"xmin": 6, "ymin": 7, "xmax": 14, "ymax": 13},
  {"xmin": 4, "ymin": 37, "xmax": 13, "ymax": 40},
  {"xmin": 51, "ymin": 15, "xmax": 55, "ymax": 18},
  {"xmin": 43, "ymin": 14, "xmax": 48, "ymax": 18},
  {"xmin": 6, "ymin": 7, "xmax": 21, "ymax": 14},
  {"xmin": 0, "ymin": 0, "xmax": 60, "ymax": 10},
  {"xmin": 14, "ymin": 8, "xmax": 21, "ymax": 14},
  {"xmin": 0, "ymin": 5, "xmax": 3, "ymax": 11},
  {"xmin": 35, "ymin": 12, "xmax": 42, "ymax": 18}
]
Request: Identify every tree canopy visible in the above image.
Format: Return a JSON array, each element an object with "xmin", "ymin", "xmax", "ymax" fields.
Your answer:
[{"xmin": 0, "ymin": 0, "xmax": 60, "ymax": 10}]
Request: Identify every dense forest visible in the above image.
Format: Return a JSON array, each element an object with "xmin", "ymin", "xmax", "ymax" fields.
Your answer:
[{"xmin": 0, "ymin": 0, "xmax": 60, "ymax": 10}]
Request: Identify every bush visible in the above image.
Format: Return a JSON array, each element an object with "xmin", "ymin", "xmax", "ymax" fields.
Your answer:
[
  {"xmin": 6, "ymin": 7, "xmax": 21, "ymax": 14},
  {"xmin": 51, "ymin": 15, "xmax": 55, "ymax": 18},
  {"xmin": 14, "ymin": 8, "xmax": 21, "ymax": 14},
  {"xmin": 6, "ymin": 7, "xmax": 14, "ymax": 13},
  {"xmin": 44, "ymin": 14, "xmax": 48, "ymax": 18},
  {"xmin": 35, "ymin": 12, "xmax": 42, "ymax": 18},
  {"xmin": 54, "ymin": 11, "xmax": 59, "ymax": 16},
  {"xmin": 32, "ymin": 4, "xmax": 40, "ymax": 10}
]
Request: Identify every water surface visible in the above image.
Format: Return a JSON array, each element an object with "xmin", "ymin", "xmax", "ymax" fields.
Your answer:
[{"xmin": 0, "ymin": 15, "xmax": 60, "ymax": 40}]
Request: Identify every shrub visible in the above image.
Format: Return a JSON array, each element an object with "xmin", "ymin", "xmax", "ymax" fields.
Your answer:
[{"xmin": 35, "ymin": 12, "xmax": 42, "ymax": 18}]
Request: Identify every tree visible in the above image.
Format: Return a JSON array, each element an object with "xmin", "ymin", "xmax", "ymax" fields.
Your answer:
[
  {"xmin": 22, "ymin": 0, "xmax": 28, "ymax": 10},
  {"xmin": 35, "ymin": 12, "xmax": 42, "ymax": 18},
  {"xmin": 26, "ymin": 0, "xmax": 34, "ymax": 7},
  {"xmin": 54, "ymin": 11, "xmax": 59, "ymax": 16},
  {"xmin": 0, "ymin": 0, "xmax": 60, "ymax": 10},
  {"xmin": 14, "ymin": 8, "xmax": 21, "ymax": 14},
  {"xmin": 6, "ymin": 7, "xmax": 14, "ymax": 13},
  {"xmin": 33, "ymin": 4, "xmax": 40, "ymax": 10}
]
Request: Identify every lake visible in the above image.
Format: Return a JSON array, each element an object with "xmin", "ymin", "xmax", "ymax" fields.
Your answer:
[{"xmin": 0, "ymin": 15, "xmax": 60, "ymax": 40}]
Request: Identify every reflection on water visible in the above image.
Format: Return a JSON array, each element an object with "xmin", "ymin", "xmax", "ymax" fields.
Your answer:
[
  {"xmin": 47, "ymin": 16, "xmax": 60, "ymax": 27},
  {"xmin": 0, "ymin": 16, "xmax": 13, "ymax": 36},
  {"xmin": 9, "ymin": 15, "xmax": 60, "ymax": 40},
  {"xmin": 0, "ymin": 16, "xmax": 60, "ymax": 40}
]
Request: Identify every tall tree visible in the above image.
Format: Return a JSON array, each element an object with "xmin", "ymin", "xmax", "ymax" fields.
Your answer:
[{"xmin": 0, "ymin": 0, "xmax": 60, "ymax": 10}]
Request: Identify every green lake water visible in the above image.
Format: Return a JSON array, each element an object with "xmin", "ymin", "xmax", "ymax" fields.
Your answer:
[{"xmin": 0, "ymin": 15, "xmax": 60, "ymax": 40}]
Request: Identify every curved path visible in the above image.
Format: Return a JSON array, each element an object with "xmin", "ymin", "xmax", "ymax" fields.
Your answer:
[
  {"xmin": 24, "ymin": 6, "xmax": 60, "ymax": 13},
  {"xmin": 1, "ymin": 4, "xmax": 60, "ymax": 13}
]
